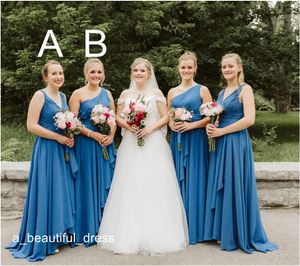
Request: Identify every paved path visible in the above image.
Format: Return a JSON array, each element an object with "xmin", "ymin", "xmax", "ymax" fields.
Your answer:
[{"xmin": 1, "ymin": 209, "xmax": 299, "ymax": 265}]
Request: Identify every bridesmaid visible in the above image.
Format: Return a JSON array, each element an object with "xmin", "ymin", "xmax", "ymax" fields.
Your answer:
[
  {"xmin": 69, "ymin": 58, "xmax": 116, "ymax": 246},
  {"xmin": 6, "ymin": 60, "xmax": 77, "ymax": 261},
  {"xmin": 167, "ymin": 51, "xmax": 212, "ymax": 244},
  {"xmin": 204, "ymin": 53, "xmax": 278, "ymax": 253}
]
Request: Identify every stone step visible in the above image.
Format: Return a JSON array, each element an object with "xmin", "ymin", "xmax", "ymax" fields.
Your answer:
[{"xmin": 1, "ymin": 161, "xmax": 299, "ymax": 219}]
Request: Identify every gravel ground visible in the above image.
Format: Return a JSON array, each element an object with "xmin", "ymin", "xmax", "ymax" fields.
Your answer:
[{"xmin": 1, "ymin": 208, "xmax": 299, "ymax": 265}]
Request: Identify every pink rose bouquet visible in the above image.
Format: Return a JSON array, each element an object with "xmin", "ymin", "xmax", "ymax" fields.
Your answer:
[
  {"xmin": 121, "ymin": 95, "xmax": 149, "ymax": 146},
  {"xmin": 54, "ymin": 110, "xmax": 82, "ymax": 160},
  {"xmin": 169, "ymin": 107, "xmax": 193, "ymax": 151},
  {"xmin": 200, "ymin": 101, "xmax": 223, "ymax": 151},
  {"xmin": 91, "ymin": 104, "xmax": 116, "ymax": 160}
]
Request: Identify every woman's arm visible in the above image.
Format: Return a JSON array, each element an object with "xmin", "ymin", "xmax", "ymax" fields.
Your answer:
[
  {"xmin": 102, "ymin": 90, "xmax": 117, "ymax": 146},
  {"xmin": 116, "ymin": 90, "xmax": 138, "ymax": 133}
]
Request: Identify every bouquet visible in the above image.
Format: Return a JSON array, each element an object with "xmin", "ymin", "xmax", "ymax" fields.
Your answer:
[
  {"xmin": 54, "ymin": 110, "xmax": 83, "ymax": 161},
  {"xmin": 169, "ymin": 107, "xmax": 193, "ymax": 151},
  {"xmin": 91, "ymin": 104, "xmax": 116, "ymax": 160},
  {"xmin": 121, "ymin": 95, "xmax": 149, "ymax": 146},
  {"xmin": 199, "ymin": 101, "xmax": 223, "ymax": 152}
]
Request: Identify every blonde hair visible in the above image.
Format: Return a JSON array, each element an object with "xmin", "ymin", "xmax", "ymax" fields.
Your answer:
[
  {"xmin": 42, "ymin": 60, "xmax": 62, "ymax": 79},
  {"xmin": 84, "ymin": 58, "xmax": 105, "ymax": 85},
  {"xmin": 130, "ymin": 58, "xmax": 152, "ymax": 76},
  {"xmin": 178, "ymin": 51, "xmax": 198, "ymax": 76},
  {"xmin": 222, "ymin": 53, "xmax": 244, "ymax": 85}
]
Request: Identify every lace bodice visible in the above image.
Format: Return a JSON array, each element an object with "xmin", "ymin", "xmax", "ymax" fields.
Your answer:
[{"xmin": 118, "ymin": 91, "xmax": 167, "ymax": 136}]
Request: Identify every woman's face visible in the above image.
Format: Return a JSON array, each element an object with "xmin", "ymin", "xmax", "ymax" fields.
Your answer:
[
  {"xmin": 178, "ymin": 59, "xmax": 196, "ymax": 81},
  {"xmin": 45, "ymin": 64, "xmax": 64, "ymax": 88},
  {"xmin": 221, "ymin": 57, "xmax": 241, "ymax": 82},
  {"xmin": 86, "ymin": 63, "xmax": 104, "ymax": 86},
  {"xmin": 132, "ymin": 63, "xmax": 150, "ymax": 86}
]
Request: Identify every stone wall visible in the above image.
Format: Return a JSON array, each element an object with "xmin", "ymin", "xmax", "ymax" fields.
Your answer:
[{"xmin": 1, "ymin": 161, "xmax": 299, "ymax": 219}]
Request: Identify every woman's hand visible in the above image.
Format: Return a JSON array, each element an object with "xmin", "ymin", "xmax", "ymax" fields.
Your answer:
[
  {"xmin": 206, "ymin": 124, "xmax": 225, "ymax": 138},
  {"xmin": 91, "ymin": 131, "xmax": 105, "ymax": 146},
  {"xmin": 136, "ymin": 126, "xmax": 154, "ymax": 139},
  {"xmin": 176, "ymin": 121, "xmax": 195, "ymax": 133},
  {"xmin": 126, "ymin": 124, "xmax": 139, "ymax": 134},
  {"xmin": 101, "ymin": 134, "xmax": 114, "ymax": 147},
  {"xmin": 57, "ymin": 135, "xmax": 74, "ymax": 148},
  {"xmin": 169, "ymin": 120, "xmax": 179, "ymax": 132}
]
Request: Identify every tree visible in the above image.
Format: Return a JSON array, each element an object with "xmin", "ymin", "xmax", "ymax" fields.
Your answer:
[{"xmin": 1, "ymin": 1, "xmax": 299, "ymax": 122}]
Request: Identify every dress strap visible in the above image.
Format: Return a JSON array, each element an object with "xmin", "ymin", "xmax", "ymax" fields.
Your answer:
[
  {"xmin": 217, "ymin": 89, "xmax": 225, "ymax": 99},
  {"xmin": 59, "ymin": 91, "xmax": 67, "ymax": 105},
  {"xmin": 237, "ymin": 83, "xmax": 247, "ymax": 93},
  {"xmin": 40, "ymin": 89, "xmax": 46, "ymax": 96}
]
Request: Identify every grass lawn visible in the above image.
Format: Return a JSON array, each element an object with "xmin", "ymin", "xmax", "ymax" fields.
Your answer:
[
  {"xmin": 1, "ymin": 122, "xmax": 35, "ymax": 161},
  {"xmin": 249, "ymin": 111, "xmax": 299, "ymax": 142},
  {"xmin": 1, "ymin": 111, "xmax": 299, "ymax": 162}
]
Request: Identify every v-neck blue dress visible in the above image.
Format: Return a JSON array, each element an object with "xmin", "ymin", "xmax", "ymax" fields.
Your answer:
[
  {"xmin": 204, "ymin": 84, "xmax": 278, "ymax": 253},
  {"xmin": 6, "ymin": 90, "xmax": 78, "ymax": 261},
  {"xmin": 170, "ymin": 84, "xmax": 209, "ymax": 244},
  {"xmin": 73, "ymin": 88, "xmax": 116, "ymax": 246}
]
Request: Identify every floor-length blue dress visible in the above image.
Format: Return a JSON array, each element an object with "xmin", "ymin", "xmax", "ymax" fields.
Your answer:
[
  {"xmin": 74, "ymin": 88, "xmax": 116, "ymax": 246},
  {"xmin": 170, "ymin": 84, "xmax": 209, "ymax": 244},
  {"xmin": 6, "ymin": 90, "xmax": 78, "ymax": 261},
  {"xmin": 204, "ymin": 84, "xmax": 278, "ymax": 253}
]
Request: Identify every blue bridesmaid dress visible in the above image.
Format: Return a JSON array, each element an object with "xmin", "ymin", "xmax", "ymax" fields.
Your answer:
[
  {"xmin": 204, "ymin": 84, "xmax": 278, "ymax": 253},
  {"xmin": 170, "ymin": 84, "xmax": 209, "ymax": 244},
  {"xmin": 6, "ymin": 90, "xmax": 78, "ymax": 261},
  {"xmin": 74, "ymin": 87, "xmax": 116, "ymax": 246}
]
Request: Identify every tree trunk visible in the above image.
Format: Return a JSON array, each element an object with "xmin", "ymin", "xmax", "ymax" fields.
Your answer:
[{"xmin": 275, "ymin": 96, "xmax": 288, "ymax": 113}]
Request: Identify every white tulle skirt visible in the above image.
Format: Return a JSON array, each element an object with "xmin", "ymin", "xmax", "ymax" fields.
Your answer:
[{"xmin": 98, "ymin": 130, "xmax": 188, "ymax": 254}]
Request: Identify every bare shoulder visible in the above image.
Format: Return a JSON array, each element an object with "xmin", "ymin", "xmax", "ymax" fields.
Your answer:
[
  {"xmin": 200, "ymin": 85, "xmax": 210, "ymax": 94},
  {"xmin": 241, "ymin": 84, "xmax": 253, "ymax": 95},
  {"xmin": 71, "ymin": 87, "xmax": 85, "ymax": 97},
  {"xmin": 105, "ymin": 89, "xmax": 114, "ymax": 98},
  {"xmin": 29, "ymin": 90, "xmax": 45, "ymax": 108},
  {"xmin": 201, "ymin": 85, "xmax": 209, "ymax": 92},
  {"xmin": 32, "ymin": 90, "xmax": 45, "ymax": 103},
  {"xmin": 34, "ymin": 90, "xmax": 45, "ymax": 98},
  {"xmin": 167, "ymin": 86, "xmax": 179, "ymax": 98}
]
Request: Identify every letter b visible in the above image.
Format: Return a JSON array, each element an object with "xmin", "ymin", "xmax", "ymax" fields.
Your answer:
[{"xmin": 85, "ymin": 30, "xmax": 107, "ymax": 57}]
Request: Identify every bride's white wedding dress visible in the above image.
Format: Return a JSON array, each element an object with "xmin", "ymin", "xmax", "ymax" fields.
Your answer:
[{"xmin": 98, "ymin": 91, "xmax": 188, "ymax": 254}]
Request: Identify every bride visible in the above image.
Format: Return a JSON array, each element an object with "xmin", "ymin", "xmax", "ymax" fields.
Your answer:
[{"xmin": 98, "ymin": 58, "xmax": 188, "ymax": 254}]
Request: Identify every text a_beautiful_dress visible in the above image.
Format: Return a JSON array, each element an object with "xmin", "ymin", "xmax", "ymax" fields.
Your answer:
[
  {"xmin": 98, "ymin": 93, "xmax": 188, "ymax": 254},
  {"xmin": 204, "ymin": 84, "xmax": 278, "ymax": 253},
  {"xmin": 6, "ymin": 90, "xmax": 78, "ymax": 261}
]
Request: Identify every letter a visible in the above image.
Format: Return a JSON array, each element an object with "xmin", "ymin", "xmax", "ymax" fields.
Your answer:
[
  {"xmin": 38, "ymin": 30, "xmax": 63, "ymax": 57},
  {"xmin": 85, "ymin": 30, "xmax": 107, "ymax": 57}
]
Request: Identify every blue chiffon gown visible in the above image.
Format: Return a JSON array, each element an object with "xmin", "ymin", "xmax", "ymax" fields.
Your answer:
[
  {"xmin": 204, "ymin": 84, "xmax": 278, "ymax": 253},
  {"xmin": 73, "ymin": 88, "xmax": 116, "ymax": 246},
  {"xmin": 170, "ymin": 84, "xmax": 209, "ymax": 244},
  {"xmin": 6, "ymin": 90, "xmax": 78, "ymax": 262}
]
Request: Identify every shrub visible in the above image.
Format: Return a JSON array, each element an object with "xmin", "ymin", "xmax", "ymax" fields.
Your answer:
[
  {"xmin": 252, "ymin": 123, "xmax": 277, "ymax": 152},
  {"xmin": 254, "ymin": 90, "xmax": 275, "ymax": 111}
]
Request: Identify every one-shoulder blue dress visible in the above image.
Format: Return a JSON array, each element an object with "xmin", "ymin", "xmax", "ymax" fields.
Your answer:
[{"xmin": 170, "ymin": 84, "xmax": 209, "ymax": 244}]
